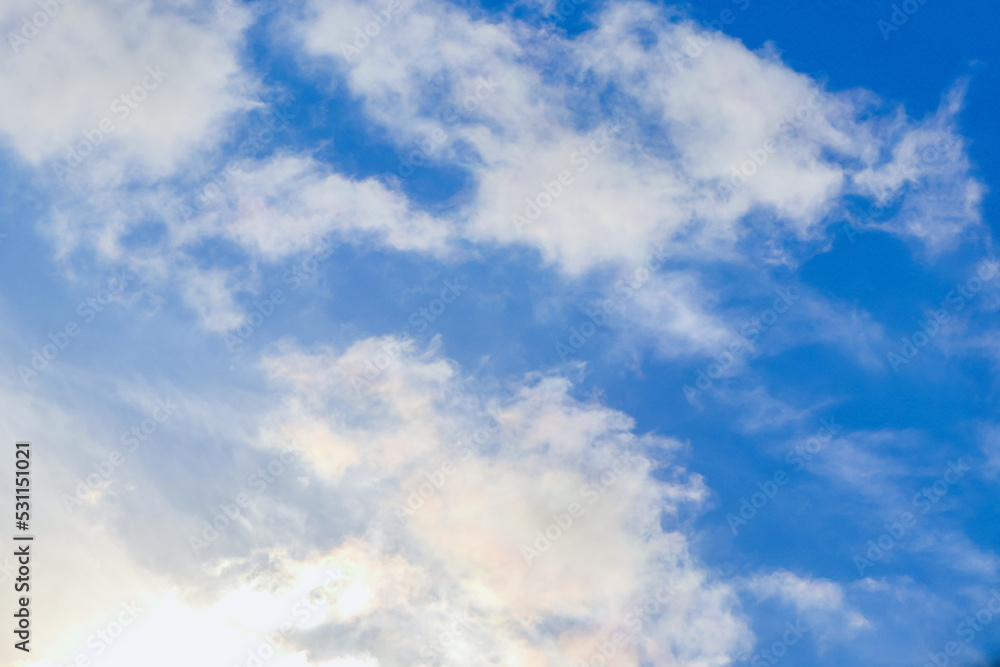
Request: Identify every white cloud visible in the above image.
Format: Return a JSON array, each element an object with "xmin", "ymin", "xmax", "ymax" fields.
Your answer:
[
  {"xmin": 239, "ymin": 337, "xmax": 756, "ymax": 665},
  {"xmin": 748, "ymin": 570, "xmax": 847, "ymax": 613},
  {"xmin": 176, "ymin": 154, "xmax": 459, "ymax": 261},
  {"xmin": 8, "ymin": 0, "xmax": 981, "ymax": 349},
  {"xmin": 746, "ymin": 570, "xmax": 870, "ymax": 634},
  {"xmin": 290, "ymin": 0, "xmax": 981, "ymax": 274},
  {"xmin": 0, "ymin": 2, "xmax": 993, "ymax": 665},
  {"xmin": 852, "ymin": 82, "xmax": 985, "ymax": 256},
  {"xmin": 12, "ymin": 333, "xmax": 755, "ymax": 666},
  {"xmin": 0, "ymin": 0, "xmax": 256, "ymax": 181}
]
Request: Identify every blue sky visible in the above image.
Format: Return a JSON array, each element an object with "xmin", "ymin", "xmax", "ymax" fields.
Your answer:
[{"xmin": 1, "ymin": 1, "xmax": 999, "ymax": 666}]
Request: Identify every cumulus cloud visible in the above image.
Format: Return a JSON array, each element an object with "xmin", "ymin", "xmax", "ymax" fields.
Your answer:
[
  {"xmin": 289, "ymin": 0, "xmax": 981, "ymax": 273},
  {"xmin": 6, "ymin": 0, "xmax": 980, "ymax": 353},
  {"xmin": 0, "ymin": 2, "xmax": 994, "ymax": 666},
  {"xmin": 242, "ymin": 337, "xmax": 754, "ymax": 665},
  {"xmin": 174, "ymin": 155, "xmax": 459, "ymax": 261},
  {"xmin": 15, "ymin": 334, "xmax": 755, "ymax": 666},
  {"xmin": 0, "ymin": 0, "xmax": 255, "ymax": 180}
]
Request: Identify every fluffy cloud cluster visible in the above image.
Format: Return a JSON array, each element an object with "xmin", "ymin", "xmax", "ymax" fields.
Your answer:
[
  {"xmin": 8, "ymin": 335, "xmax": 758, "ymax": 666},
  {"xmin": 243, "ymin": 337, "xmax": 753, "ymax": 666},
  {"xmin": 3, "ymin": 0, "xmax": 979, "ymax": 341},
  {"xmin": 0, "ymin": 1, "xmax": 991, "ymax": 665},
  {"xmin": 287, "ymin": 0, "xmax": 979, "ymax": 271},
  {"xmin": 0, "ymin": 0, "xmax": 254, "ymax": 179}
]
